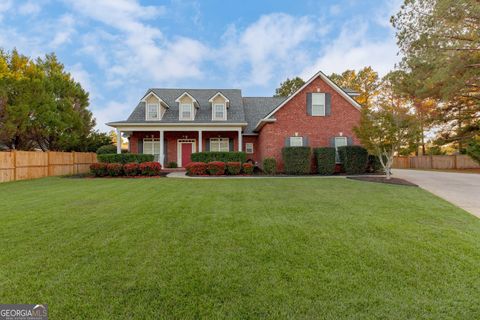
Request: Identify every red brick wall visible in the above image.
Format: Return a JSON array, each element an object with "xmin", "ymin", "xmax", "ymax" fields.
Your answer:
[
  {"xmin": 257, "ymin": 75, "xmax": 361, "ymax": 172},
  {"xmin": 243, "ymin": 136, "xmax": 259, "ymax": 164}
]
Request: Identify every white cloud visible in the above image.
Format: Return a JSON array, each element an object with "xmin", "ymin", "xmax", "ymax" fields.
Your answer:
[
  {"xmin": 18, "ymin": 1, "xmax": 41, "ymax": 16},
  {"xmin": 49, "ymin": 14, "xmax": 76, "ymax": 48},
  {"xmin": 0, "ymin": 0, "xmax": 12, "ymax": 21}
]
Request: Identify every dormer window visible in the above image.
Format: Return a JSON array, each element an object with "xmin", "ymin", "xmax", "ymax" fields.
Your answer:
[
  {"xmin": 146, "ymin": 103, "xmax": 160, "ymax": 120},
  {"xmin": 213, "ymin": 103, "xmax": 226, "ymax": 120},
  {"xmin": 180, "ymin": 103, "xmax": 193, "ymax": 121}
]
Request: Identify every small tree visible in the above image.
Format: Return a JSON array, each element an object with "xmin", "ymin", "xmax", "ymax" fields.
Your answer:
[
  {"xmin": 274, "ymin": 77, "xmax": 305, "ymax": 97},
  {"xmin": 354, "ymin": 73, "xmax": 420, "ymax": 179}
]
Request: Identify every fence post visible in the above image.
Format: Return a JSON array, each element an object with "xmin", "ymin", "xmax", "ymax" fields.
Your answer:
[
  {"xmin": 453, "ymin": 154, "xmax": 458, "ymax": 170},
  {"xmin": 12, "ymin": 150, "xmax": 17, "ymax": 181},
  {"xmin": 72, "ymin": 151, "xmax": 76, "ymax": 174},
  {"xmin": 47, "ymin": 151, "xmax": 52, "ymax": 176},
  {"xmin": 430, "ymin": 155, "xmax": 433, "ymax": 169}
]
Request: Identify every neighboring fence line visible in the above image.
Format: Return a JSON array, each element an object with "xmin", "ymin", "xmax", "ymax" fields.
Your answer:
[
  {"xmin": 393, "ymin": 155, "xmax": 480, "ymax": 170},
  {"xmin": 0, "ymin": 151, "xmax": 97, "ymax": 183}
]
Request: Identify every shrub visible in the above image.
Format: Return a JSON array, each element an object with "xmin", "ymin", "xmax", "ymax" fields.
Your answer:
[
  {"xmin": 314, "ymin": 147, "xmax": 336, "ymax": 175},
  {"xmin": 123, "ymin": 163, "xmax": 139, "ymax": 176},
  {"xmin": 98, "ymin": 153, "xmax": 154, "ymax": 164},
  {"xmin": 207, "ymin": 161, "xmax": 226, "ymax": 175},
  {"xmin": 139, "ymin": 162, "xmax": 162, "ymax": 176},
  {"xmin": 282, "ymin": 147, "xmax": 312, "ymax": 175},
  {"xmin": 185, "ymin": 162, "xmax": 208, "ymax": 176},
  {"xmin": 90, "ymin": 163, "xmax": 108, "ymax": 177},
  {"xmin": 96, "ymin": 144, "xmax": 117, "ymax": 154},
  {"xmin": 338, "ymin": 146, "xmax": 368, "ymax": 174},
  {"xmin": 106, "ymin": 163, "xmax": 123, "ymax": 176},
  {"xmin": 466, "ymin": 139, "xmax": 480, "ymax": 164},
  {"xmin": 262, "ymin": 158, "xmax": 277, "ymax": 175},
  {"xmin": 191, "ymin": 152, "xmax": 246, "ymax": 163},
  {"xmin": 166, "ymin": 161, "xmax": 178, "ymax": 168},
  {"xmin": 367, "ymin": 155, "xmax": 387, "ymax": 173},
  {"xmin": 242, "ymin": 163, "xmax": 254, "ymax": 175},
  {"xmin": 226, "ymin": 162, "xmax": 241, "ymax": 175}
]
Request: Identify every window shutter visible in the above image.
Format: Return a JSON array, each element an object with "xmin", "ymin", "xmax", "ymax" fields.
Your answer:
[
  {"xmin": 138, "ymin": 140, "xmax": 143, "ymax": 153},
  {"xmin": 306, "ymin": 93, "xmax": 312, "ymax": 115},
  {"xmin": 329, "ymin": 137, "xmax": 335, "ymax": 147},
  {"xmin": 285, "ymin": 137, "xmax": 291, "ymax": 147},
  {"xmin": 205, "ymin": 140, "xmax": 210, "ymax": 152},
  {"xmin": 347, "ymin": 137, "xmax": 353, "ymax": 145},
  {"xmin": 164, "ymin": 139, "xmax": 168, "ymax": 162},
  {"xmin": 229, "ymin": 139, "xmax": 234, "ymax": 152},
  {"xmin": 303, "ymin": 136, "xmax": 309, "ymax": 146},
  {"xmin": 325, "ymin": 93, "xmax": 331, "ymax": 116}
]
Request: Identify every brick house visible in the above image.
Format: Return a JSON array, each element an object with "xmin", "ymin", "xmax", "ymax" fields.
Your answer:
[{"xmin": 107, "ymin": 71, "xmax": 361, "ymax": 171}]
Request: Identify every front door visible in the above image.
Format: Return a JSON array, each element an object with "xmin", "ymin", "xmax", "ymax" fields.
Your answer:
[{"xmin": 177, "ymin": 139, "xmax": 196, "ymax": 167}]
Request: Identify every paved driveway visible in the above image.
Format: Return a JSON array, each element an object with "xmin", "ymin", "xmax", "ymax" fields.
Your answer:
[{"xmin": 393, "ymin": 169, "xmax": 480, "ymax": 218}]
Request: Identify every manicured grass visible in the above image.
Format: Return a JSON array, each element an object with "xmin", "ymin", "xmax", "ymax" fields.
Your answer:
[{"xmin": 1, "ymin": 177, "xmax": 479, "ymax": 319}]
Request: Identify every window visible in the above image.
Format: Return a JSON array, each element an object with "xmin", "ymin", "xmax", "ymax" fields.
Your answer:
[
  {"xmin": 334, "ymin": 136, "xmax": 347, "ymax": 163},
  {"xmin": 289, "ymin": 136, "xmax": 303, "ymax": 147},
  {"xmin": 210, "ymin": 138, "xmax": 229, "ymax": 152},
  {"xmin": 180, "ymin": 103, "xmax": 193, "ymax": 120},
  {"xmin": 312, "ymin": 93, "xmax": 325, "ymax": 116},
  {"xmin": 143, "ymin": 138, "xmax": 160, "ymax": 155},
  {"xmin": 245, "ymin": 143, "xmax": 254, "ymax": 154},
  {"xmin": 213, "ymin": 104, "xmax": 226, "ymax": 120},
  {"xmin": 146, "ymin": 103, "xmax": 159, "ymax": 120}
]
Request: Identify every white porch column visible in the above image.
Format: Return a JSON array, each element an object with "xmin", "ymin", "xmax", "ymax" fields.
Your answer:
[
  {"xmin": 159, "ymin": 130, "xmax": 164, "ymax": 166},
  {"xmin": 116, "ymin": 129, "xmax": 121, "ymax": 154},
  {"xmin": 198, "ymin": 130, "xmax": 203, "ymax": 152},
  {"xmin": 238, "ymin": 129, "xmax": 242, "ymax": 152}
]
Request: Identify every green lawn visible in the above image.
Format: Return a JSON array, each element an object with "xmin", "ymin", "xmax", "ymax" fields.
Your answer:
[{"xmin": 1, "ymin": 177, "xmax": 479, "ymax": 319}]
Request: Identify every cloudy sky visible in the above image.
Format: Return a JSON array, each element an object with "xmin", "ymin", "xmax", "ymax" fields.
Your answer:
[{"xmin": 0, "ymin": 0, "xmax": 402, "ymax": 131}]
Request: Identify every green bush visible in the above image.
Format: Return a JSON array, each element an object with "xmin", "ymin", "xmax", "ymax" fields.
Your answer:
[
  {"xmin": 262, "ymin": 158, "xmax": 277, "ymax": 175},
  {"xmin": 191, "ymin": 152, "xmax": 246, "ymax": 163},
  {"xmin": 97, "ymin": 153, "xmax": 154, "ymax": 164},
  {"xmin": 96, "ymin": 145, "xmax": 117, "ymax": 154},
  {"xmin": 466, "ymin": 139, "xmax": 480, "ymax": 164},
  {"xmin": 338, "ymin": 146, "xmax": 368, "ymax": 174},
  {"xmin": 367, "ymin": 155, "xmax": 387, "ymax": 173},
  {"xmin": 282, "ymin": 147, "xmax": 312, "ymax": 175},
  {"xmin": 166, "ymin": 161, "xmax": 178, "ymax": 168},
  {"xmin": 226, "ymin": 162, "xmax": 241, "ymax": 175},
  {"xmin": 314, "ymin": 147, "xmax": 336, "ymax": 175},
  {"xmin": 242, "ymin": 163, "xmax": 254, "ymax": 175}
]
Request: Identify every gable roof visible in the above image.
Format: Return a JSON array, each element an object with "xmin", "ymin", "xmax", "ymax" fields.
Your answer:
[{"xmin": 243, "ymin": 97, "xmax": 286, "ymax": 134}]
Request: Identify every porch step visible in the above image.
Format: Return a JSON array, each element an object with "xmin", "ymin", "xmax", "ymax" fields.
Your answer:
[{"xmin": 162, "ymin": 168, "xmax": 187, "ymax": 173}]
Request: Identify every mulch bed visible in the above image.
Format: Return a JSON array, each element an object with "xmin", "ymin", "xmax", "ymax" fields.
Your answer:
[{"xmin": 347, "ymin": 176, "xmax": 418, "ymax": 186}]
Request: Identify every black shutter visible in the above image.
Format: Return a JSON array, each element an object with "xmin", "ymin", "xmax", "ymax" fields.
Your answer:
[
  {"xmin": 138, "ymin": 139, "xmax": 143, "ymax": 153},
  {"xmin": 306, "ymin": 93, "xmax": 312, "ymax": 115},
  {"xmin": 285, "ymin": 137, "xmax": 291, "ymax": 147},
  {"xmin": 164, "ymin": 139, "xmax": 168, "ymax": 162},
  {"xmin": 329, "ymin": 137, "xmax": 335, "ymax": 147},
  {"xmin": 325, "ymin": 93, "xmax": 331, "ymax": 116},
  {"xmin": 303, "ymin": 136, "xmax": 309, "ymax": 146},
  {"xmin": 205, "ymin": 140, "xmax": 210, "ymax": 152},
  {"xmin": 347, "ymin": 137, "xmax": 353, "ymax": 145},
  {"xmin": 229, "ymin": 139, "xmax": 234, "ymax": 152}
]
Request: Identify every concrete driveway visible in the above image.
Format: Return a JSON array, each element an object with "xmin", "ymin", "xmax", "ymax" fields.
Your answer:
[{"xmin": 393, "ymin": 169, "xmax": 480, "ymax": 218}]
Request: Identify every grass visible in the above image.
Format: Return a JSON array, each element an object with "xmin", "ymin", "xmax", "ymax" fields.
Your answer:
[{"xmin": 1, "ymin": 177, "xmax": 479, "ymax": 319}]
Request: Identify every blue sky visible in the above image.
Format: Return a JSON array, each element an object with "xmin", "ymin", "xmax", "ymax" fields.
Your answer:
[{"xmin": 0, "ymin": 0, "xmax": 402, "ymax": 131}]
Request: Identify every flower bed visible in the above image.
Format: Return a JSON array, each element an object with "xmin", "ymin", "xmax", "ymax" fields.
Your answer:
[{"xmin": 90, "ymin": 162, "xmax": 163, "ymax": 178}]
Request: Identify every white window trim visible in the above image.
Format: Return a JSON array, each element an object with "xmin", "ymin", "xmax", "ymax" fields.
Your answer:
[
  {"xmin": 289, "ymin": 136, "xmax": 303, "ymax": 147},
  {"xmin": 212, "ymin": 103, "xmax": 227, "ymax": 121},
  {"xmin": 312, "ymin": 93, "xmax": 326, "ymax": 116},
  {"xmin": 179, "ymin": 103, "xmax": 194, "ymax": 121},
  {"xmin": 210, "ymin": 138, "xmax": 229, "ymax": 152},
  {"xmin": 334, "ymin": 136, "xmax": 348, "ymax": 163},
  {"xmin": 245, "ymin": 142, "xmax": 254, "ymax": 154},
  {"xmin": 143, "ymin": 138, "xmax": 160, "ymax": 155},
  {"xmin": 146, "ymin": 103, "xmax": 160, "ymax": 120}
]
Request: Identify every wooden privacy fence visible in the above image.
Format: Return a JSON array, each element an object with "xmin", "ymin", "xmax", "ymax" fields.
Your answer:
[
  {"xmin": 0, "ymin": 151, "xmax": 97, "ymax": 183},
  {"xmin": 393, "ymin": 155, "xmax": 480, "ymax": 170}
]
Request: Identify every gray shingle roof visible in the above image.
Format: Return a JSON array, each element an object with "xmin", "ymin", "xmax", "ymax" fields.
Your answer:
[
  {"xmin": 243, "ymin": 97, "xmax": 286, "ymax": 134},
  {"xmin": 125, "ymin": 89, "xmax": 246, "ymax": 124}
]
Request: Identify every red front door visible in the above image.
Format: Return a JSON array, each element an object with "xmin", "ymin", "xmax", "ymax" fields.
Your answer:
[{"xmin": 181, "ymin": 143, "xmax": 193, "ymax": 167}]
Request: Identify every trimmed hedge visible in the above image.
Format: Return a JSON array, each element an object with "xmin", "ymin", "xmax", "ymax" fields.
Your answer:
[
  {"xmin": 338, "ymin": 146, "xmax": 368, "ymax": 174},
  {"xmin": 166, "ymin": 161, "xmax": 178, "ymax": 168},
  {"xmin": 123, "ymin": 163, "xmax": 139, "ymax": 176},
  {"xmin": 282, "ymin": 147, "xmax": 312, "ymax": 175},
  {"xmin": 242, "ymin": 163, "xmax": 254, "ymax": 175},
  {"xmin": 185, "ymin": 162, "xmax": 208, "ymax": 176},
  {"xmin": 262, "ymin": 158, "xmax": 277, "ymax": 175},
  {"xmin": 90, "ymin": 163, "xmax": 108, "ymax": 177},
  {"xmin": 139, "ymin": 162, "xmax": 162, "ymax": 176},
  {"xmin": 226, "ymin": 162, "xmax": 241, "ymax": 175},
  {"xmin": 98, "ymin": 153, "xmax": 154, "ymax": 164},
  {"xmin": 106, "ymin": 163, "xmax": 123, "ymax": 176},
  {"xmin": 96, "ymin": 144, "xmax": 117, "ymax": 154},
  {"xmin": 314, "ymin": 147, "xmax": 336, "ymax": 175},
  {"xmin": 191, "ymin": 152, "xmax": 246, "ymax": 163},
  {"xmin": 207, "ymin": 161, "xmax": 226, "ymax": 175}
]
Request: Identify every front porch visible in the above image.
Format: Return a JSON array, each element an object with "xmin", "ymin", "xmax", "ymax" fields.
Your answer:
[{"xmin": 115, "ymin": 128, "xmax": 243, "ymax": 168}]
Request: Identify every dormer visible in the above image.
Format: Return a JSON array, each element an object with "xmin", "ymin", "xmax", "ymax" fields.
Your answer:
[
  {"xmin": 208, "ymin": 92, "xmax": 229, "ymax": 121},
  {"xmin": 142, "ymin": 91, "xmax": 169, "ymax": 121},
  {"xmin": 175, "ymin": 92, "xmax": 198, "ymax": 121}
]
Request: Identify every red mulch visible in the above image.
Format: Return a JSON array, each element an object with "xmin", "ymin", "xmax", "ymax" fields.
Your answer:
[{"xmin": 347, "ymin": 176, "xmax": 418, "ymax": 186}]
